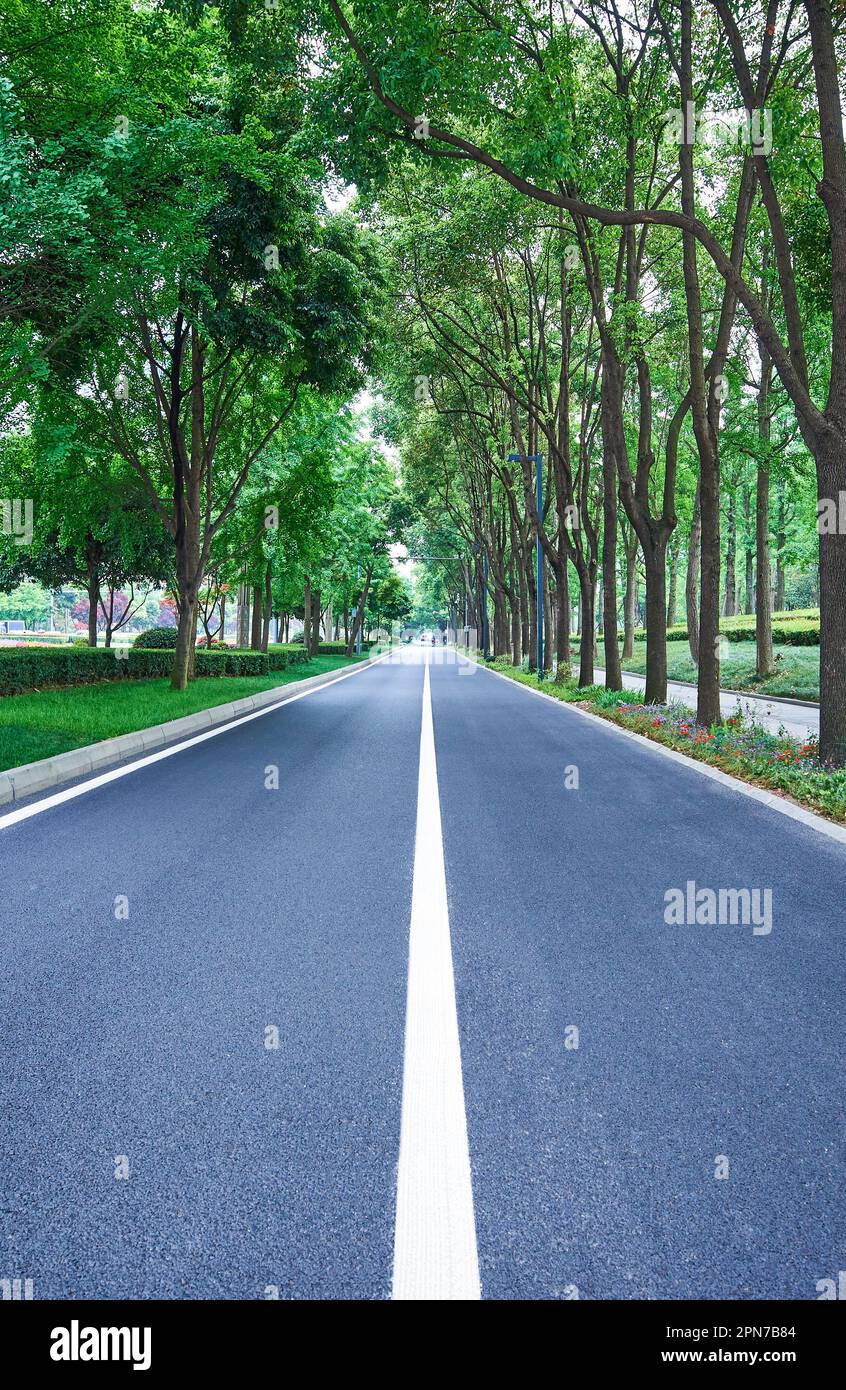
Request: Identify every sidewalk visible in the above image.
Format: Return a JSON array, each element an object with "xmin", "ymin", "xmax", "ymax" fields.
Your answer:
[{"xmin": 591, "ymin": 667, "xmax": 819, "ymax": 740}]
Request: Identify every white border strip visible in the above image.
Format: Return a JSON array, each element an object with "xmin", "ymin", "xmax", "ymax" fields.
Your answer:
[
  {"xmin": 464, "ymin": 655, "xmax": 846, "ymax": 851},
  {"xmin": 0, "ymin": 653, "xmax": 389, "ymax": 832},
  {"xmin": 393, "ymin": 659, "xmax": 481, "ymax": 1301}
]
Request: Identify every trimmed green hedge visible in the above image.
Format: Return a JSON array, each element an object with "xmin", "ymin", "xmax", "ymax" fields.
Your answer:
[
  {"xmin": 269, "ymin": 640, "xmax": 367, "ymax": 658},
  {"xmin": 266, "ymin": 644, "xmax": 312, "ymax": 670},
  {"xmin": 570, "ymin": 612, "xmax": 820, "ymax": 649},
  {"xmin": 664, "ymin": 618, "xmax": 819, "ymax": 645},
  {"xmin": 0, "ymin": 642, "xmax": 314, "ymax": 696},
  {"xmin": 314, "ymin": 640, "xmax": 362, "ymax": 655},
  {"xmin": 0, "ymin": 647, "xmax": 117, "ymax": 695},
  {"xmin": 284, "ymin": 637, "xmax": 373, "ymax": 652}
]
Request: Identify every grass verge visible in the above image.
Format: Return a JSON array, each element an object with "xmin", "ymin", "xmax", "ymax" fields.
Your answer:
[
  {"xmin": 483, "ymin": 658, "xmax": 846, "ymax": 825},
  {"xmin": 0, "ymin": 654, "xmax": 362, "ymax": 772},
  {"xmin": 569, "ymin": 638, "xmax": 819, "ymax": 701}
]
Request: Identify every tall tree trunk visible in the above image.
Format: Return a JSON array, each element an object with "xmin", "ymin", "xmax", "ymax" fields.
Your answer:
[
  {"xmin": 172, "ymin": 582, "xmax": 198, "ymax": 691},
  {"xmin": 250, "ymin": 584, "xmax": 262, "ymax": 650},
  {"xmin": 170, "ymin": 325, "xmax": 206, "ymax": 692},
  {"xmin": 806, "ymin": 0, "xmax": 846, "ymax": 763},
  {"xmin": 576, "ymin": 567, "xmax": 595, "ymax": 686},
  {"xmin": 508, "ymin": 543, "xmax": 521, "ymax": 667},
  {"xmin": 600, "ymin": 373, "xmax": 622, "ymax": 690},
  {"xmin": 261, "ymin": 563, "xmax": 272, "ymax": 653},
  {"xmin": 311, "ymin": 589, "xmax": 321, "ymax": 656},
  {"xmin": 543, "ymin": 570, "xmax": 553, "ymax": 670},
  {"xmin": 187, "ymin": 601, "xmax": 198, "ymax": 680},
  {"xmin": 679, "ymin": 1, "xmax": 720, "ymax": 726},
  {"xmin": 555, "ymin": 558, "xmax": 571, "ymax": 667},
  {"xmin": 686, "ymin": 484, "xmax": 701, "ymax": 664},
  {"xmin": 622, "ymin": 528, "xmax": 638, "ymax": 659},
  {"xmin": 818, "ymin": 434, "xmax": 846, "ymax": 762},
  {"xmin": 756, "ymin": 347, "xmax": 776, "ymax": 678},
  {"xmin": 526, "ymin": 552, "xmax": 537, "ymax": 672},
  {"xmin": 172, "ymin": 547, "xmax": 200, "ymax": 691},
  {"xmin": 667, "ymin": 544, "xmax": 679, "ymax": 628},
  {"xmin": 743, "ymin": 483, "xmax": 755, "ymax": 613},
  {"xmin": 511, "ymin": 597, "xmax": 521, "ymax": 666},
  {"xmin": 303, "ymin": 576, "xmax": 312, "ymax": 654},
  {"xmin": 493, "ymin": 585, "xmax": 508, "ymax": 660},
  {"xmin": 774, "ymin": 486, "xmax": 786, "ymax": 610},
  {"xmin": 236, "ymin": 581, "xmax": 249, "ymax": 648},
  {"xmin": 346, "ymin": 567, "xmax": 372, "ymax": 656},
  {"xmin": 85, "ymin": 534, "xmax": 100, "ymax": 648},
  {"xmin": 643, "ymin": 542, "xmax": 669, "ymax": 703},
  {"xmin": 723, "ymin": 491, "xmax": 737, "ymax": 616},
  {"xmin": 694, "ymin": 425, "xmax": 722, "ymax": 726}
]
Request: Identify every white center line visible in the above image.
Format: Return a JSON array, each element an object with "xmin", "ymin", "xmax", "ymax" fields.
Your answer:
[{"xmin": 392, "ymin": 657, "xmax": 481, "ymax": 1301}]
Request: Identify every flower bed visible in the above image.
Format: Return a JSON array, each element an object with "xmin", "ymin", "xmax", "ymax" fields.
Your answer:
[{"xmin": 584, "ymin": 695, "xmax": 845, "ymax": 822}]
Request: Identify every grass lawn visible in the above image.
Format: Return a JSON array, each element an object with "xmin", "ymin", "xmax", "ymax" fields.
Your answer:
[
  {"xmin": 570, "ymin": 637, "xmax": 820, "ymax": 701},
  {"xmin": 0, "ymin": 653, "xmax": 362, "ymax": 772}
]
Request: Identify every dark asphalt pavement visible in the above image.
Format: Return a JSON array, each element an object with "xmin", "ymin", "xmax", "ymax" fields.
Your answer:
[
  {"xmin": 0, "ymin": 657, "xmax": 421, "ymax": 1299},
  {"xmin": 1, "ymin": 649, "xmax": 843, "ymax": 1299},
  {"xmin": 432, "ymin": 656, "xmax": 845, "ymax": 1300}
]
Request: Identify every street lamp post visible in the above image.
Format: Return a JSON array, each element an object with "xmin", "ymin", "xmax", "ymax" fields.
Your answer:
[{"xmin": 509, "ymin": 451, "xmax": 544, "ymax": 680}]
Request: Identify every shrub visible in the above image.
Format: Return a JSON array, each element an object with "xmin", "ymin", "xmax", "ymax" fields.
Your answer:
[
  {"xmin": 663, "ymin": 617, "xmax": 819, "ymax": 645},
  {"xmin": 267, "ymin": 644, "xmax": 311, "ymax": 671},
  {"xmin": 769, "ymin": 619, "xmax": 820, "ymax": 646},
  {"xmin": 315, "ymin": 639, "xmax": 372, "ymax": 654},
  {"xmin": 0, "ymin": 646, "xmax": 133, "ymax": 695},
  {"xmin": 218, "ymin": 650, "xmax": 268, "ymax": 676},
  {"xmin": 124, "ymin": 650, "xmax": 173, "ymax": 679},
  {"xmin": 278, "ymin": 637, "xmax": 372, "ymax": 654},
  {"xmin": 0, "ymin": 633, "xmax": 351, "ymax": 697},
  {"xmin": 192, "ymin": 650, "xmax": 230, "ymax": 676},
  {"xmin": 133, "ymin": 627, "xmax": 179, "ymax": 649}
]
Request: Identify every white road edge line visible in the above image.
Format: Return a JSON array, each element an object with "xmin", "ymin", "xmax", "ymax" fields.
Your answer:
[
  {"xmin": 393, "ymin": 658, "xmax": 481, "ymax": 1302},
  {"xmin": 463, "ymin": 653, "xmax": 846, "ymax": 851},
  {"xmin": 0, "ymin": 652, "xmax": 390, "ymax": 832}
]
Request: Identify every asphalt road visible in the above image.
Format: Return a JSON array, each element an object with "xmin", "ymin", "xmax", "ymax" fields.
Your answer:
[{"xmin": 1, "ymin": 648, "xmax": 843, "ymax": 1300}]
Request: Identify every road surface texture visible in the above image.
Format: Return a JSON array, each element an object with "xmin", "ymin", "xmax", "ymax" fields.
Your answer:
[
  {"xmin": 0, "ymin": 648, "xmax": 842, "ymax": 1300},
  {"xmin": 591, "ymin": 665, "xmax": 818, "ymax": 740}
]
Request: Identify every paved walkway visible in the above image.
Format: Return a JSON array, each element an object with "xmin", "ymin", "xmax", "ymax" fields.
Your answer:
[{"xmin": 591, "ymin": 667, "xmax": 819, "ymax": 741}]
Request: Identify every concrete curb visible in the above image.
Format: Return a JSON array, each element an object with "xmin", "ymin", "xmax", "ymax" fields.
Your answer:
[
  {"xmin": 0, "ymin": 656, "xmax": 380, "ymax": 808},
  {"xmin": 591, "ymin": 666, "xmax": 820, "ymax": 711},
  {"xmin": 462, "ymin": 653, "xmax": 846, "ymax": 852}
]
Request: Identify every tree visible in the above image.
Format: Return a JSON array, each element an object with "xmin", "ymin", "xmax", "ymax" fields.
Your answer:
[
  {"xmin": 323, "ymin": 0, "xmax": 846, "ymax": 761},
  {"xmin": 367, "ymin": 570, "xmax": 412, "ymax": 635},
  {"xmin": 4, "ymin": 1, "xmax": 384, "ymax": 686}
]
